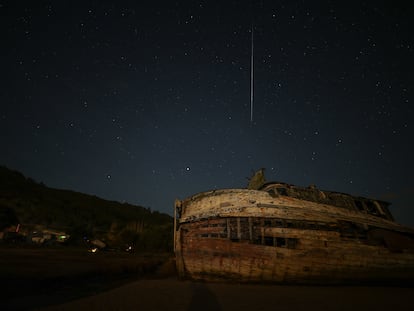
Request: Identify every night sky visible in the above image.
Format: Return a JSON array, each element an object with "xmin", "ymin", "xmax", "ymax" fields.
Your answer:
[{"xmin": 1, "ymin": 2, "xmax": 413, "ymax": 225}]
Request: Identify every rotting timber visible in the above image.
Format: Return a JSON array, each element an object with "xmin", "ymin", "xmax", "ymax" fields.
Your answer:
[{"xmin": 174, "ymin": 179, "xmax": 414, "ymax": 284}]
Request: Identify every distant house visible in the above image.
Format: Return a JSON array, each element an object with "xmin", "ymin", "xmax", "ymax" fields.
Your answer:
[
  {"xmin": 0, "ymin": 206, "xmax": 19, "ymax": 231},
  {"xmin": 0, "ymin": 206, "xmax": 20, "ymax": 240},
  {"xmin": 30, "ymin": 229, "xmax": 70, "ymax": 244},
  {"xmin": 1, "ymin": 223, "xmax": 25, "ymax": 243}
]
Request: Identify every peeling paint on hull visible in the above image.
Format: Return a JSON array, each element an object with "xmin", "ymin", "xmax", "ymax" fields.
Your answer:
[{"xmin": 174, "ymin": 184, "xmax": 414, "ymax": 284}]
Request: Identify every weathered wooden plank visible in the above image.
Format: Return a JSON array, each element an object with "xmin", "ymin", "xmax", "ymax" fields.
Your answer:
[{"xmin": 175, "ymin": 186, "xmax": 414, "ymax": 284}]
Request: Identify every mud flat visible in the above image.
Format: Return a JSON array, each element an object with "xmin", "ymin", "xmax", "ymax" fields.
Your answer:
[
  {"xmin": 2, "ymin": 248, "xmax": 413, "ymax": 311},
  {"xmin": 41, "ymin": 278, "xmax": 413, "ymax": 311},
  {"xmin": 0, "ymin": 247, "xmax": 172, "ymax": 311}
]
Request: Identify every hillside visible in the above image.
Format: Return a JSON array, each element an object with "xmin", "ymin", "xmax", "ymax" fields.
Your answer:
[{"xmin": 0, "ymin": 166, "xmax": 173, "ymax": 251}]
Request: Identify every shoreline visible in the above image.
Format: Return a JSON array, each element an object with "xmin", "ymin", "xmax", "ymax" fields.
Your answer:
[
  {"xmin": 40, "ymin": 278, "xmax": 414, "ymax": 311},
  {"xmin": 2, "ymin": 247, "xmax": 414, "ymax": 310}
]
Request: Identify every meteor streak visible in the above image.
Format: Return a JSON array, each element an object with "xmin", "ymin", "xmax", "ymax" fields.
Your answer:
[{"xmin": 250, "ymin": 25, "xmax": 254, "ymax": 123}]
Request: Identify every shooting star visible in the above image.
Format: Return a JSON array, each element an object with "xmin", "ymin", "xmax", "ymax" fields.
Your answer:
[{"xmin": 250, "ymin": 24, "xmax": 254, "ymax": 123}]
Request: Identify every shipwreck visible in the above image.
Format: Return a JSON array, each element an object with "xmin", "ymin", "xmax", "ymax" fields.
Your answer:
[{"xmin": 174, "ymin": 170, "xmax": 414, "ymax": 284}]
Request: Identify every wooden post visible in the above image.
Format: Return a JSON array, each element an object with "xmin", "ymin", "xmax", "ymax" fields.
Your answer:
[
  {"xmin": 249, "ymin": 217, "xmax": 253, "ymax": 241},
  {"xmin": 227, "ymin": 218, "xmax": 231, "ymax": 239},
  {"xmin": 237, "ymin": 217, "xmax": 241, "ymax": 239},
  {"xmin": 173, "ymin": 199, "xmax": 178, "ymax": 253},
  {"xmin": 261, "ymin": 218, "xmax": 264, "ymax": 244}
]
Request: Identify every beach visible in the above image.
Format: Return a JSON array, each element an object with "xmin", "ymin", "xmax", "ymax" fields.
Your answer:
[
  {"xmin": 2, "ymin": 248, "xmax": 413, "ymax": 311},
  {"xmin": 38, "ymin": 278, "xmax": 413, "ymax": 311}
]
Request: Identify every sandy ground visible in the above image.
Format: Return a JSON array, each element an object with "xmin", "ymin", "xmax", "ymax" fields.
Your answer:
[
  {"xmin": 38, "ymin": 278, "xmax": 414, "ymax": 311},
  {"xmin": 2, "ymin": 249, "xmax": 413, "ymax": 310}
]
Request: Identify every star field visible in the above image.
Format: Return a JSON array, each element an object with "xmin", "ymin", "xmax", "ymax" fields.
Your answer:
[{"xmin": 1, "ymin": 1, "xmax": 413, "ymax": 225}]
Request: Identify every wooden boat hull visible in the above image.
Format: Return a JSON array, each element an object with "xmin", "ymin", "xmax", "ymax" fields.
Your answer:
[{"xmin": 174, "ymin": 188, "xmax": 414, "ymax": 284}]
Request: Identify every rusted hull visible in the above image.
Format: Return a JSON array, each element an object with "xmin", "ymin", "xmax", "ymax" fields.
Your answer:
[
  {"xmin": 175, "ymin": 188, "xmax": 414, "ymax": 284},
  {"xmin": 177, "ymin": 225, "xmax": 414, "ymax": 284}
]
